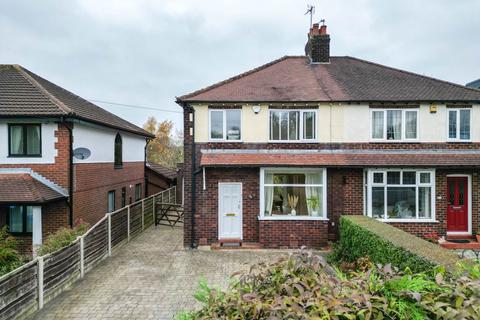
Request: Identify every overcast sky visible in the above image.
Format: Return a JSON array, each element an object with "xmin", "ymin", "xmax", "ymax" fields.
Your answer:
[{"xmin": 1, "ymin": 0, "xmax": 479, "ymax": 131}]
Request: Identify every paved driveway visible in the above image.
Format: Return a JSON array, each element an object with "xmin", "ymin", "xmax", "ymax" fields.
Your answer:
[{"xmin": 31, "ymin": 226, "xmax": 289, "ymax": 320}]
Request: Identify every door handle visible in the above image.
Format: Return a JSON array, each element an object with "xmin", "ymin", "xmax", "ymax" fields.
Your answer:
[
  {"xmin": 225, "ymin": 213, "xmax": 236, "ymax": 217},
  {"xmin": 452, "ymin": 206, "xmax": 462, "ymax": 209}
]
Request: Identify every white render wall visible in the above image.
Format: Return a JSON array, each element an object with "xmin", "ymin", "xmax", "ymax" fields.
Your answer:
[
  {"xmin": 193, "ymin": 104, "xmax": 480, "ymax": 143},
  {"xmin": 0, "ymin": 120, "xmax": 58, "ymax": 164},
  {"xmin": 72, "ymin": 123, "xmax": 146, "ymax": 164}
]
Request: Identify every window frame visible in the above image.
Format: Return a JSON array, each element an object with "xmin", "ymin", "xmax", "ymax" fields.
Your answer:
[
  {"xmin": 447, "ymin": 108, "xmax": 471, "ymax": 142},
  {"xmin": 114, "ymin": 133, "xmax": 123, "ymax": 168},
  {"xmin": 208, "ymin": 109, "xmax": 242, "ymax": 142},
  {"xmin": 259, "ymin": 167, "xmax": 328, "ymax": 220},
  {"xmin": 121, "ymin": 187, "xmax": 126, "ymax": 207},
  {"xmin": 369, "ymin": 109, "xmax": 419, "ymax": 142},
  {"xmin": 107, "ymin": 190, "xmax": 116, "ymax": 212},
  {"xmin": 135, "ymin": 183, "xmax": 142, "ymax": 201},
  {"xmin": 365, "ymin": 168, "xmax": 436, "ymax": 222},
  {"xmin": 8, "ymin": 123, "xmax": 42, "ymax": 157},
  {"xmin": 7, "ymin": 205, "xmax": 33, "ymax": 235},
  {"xmin": 268, "ymin": 109, "xmax": 318, "ymax": 142}
]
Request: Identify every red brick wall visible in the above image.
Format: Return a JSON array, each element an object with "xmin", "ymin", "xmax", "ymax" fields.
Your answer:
[
  {"xmin": 73, "ymin": 162, "xmax": 144, "ymax": 225},
  {"xmin": 259, "ymin": 220, "xmax": 328, "ymax": 248}
]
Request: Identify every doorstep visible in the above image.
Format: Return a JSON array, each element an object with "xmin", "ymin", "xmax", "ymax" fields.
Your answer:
[
  {"xmin": 211, "ymin": 240, "xmax": 263, "ymax": 250},
  {"xmin": 440, "ymin": 238, "xmax": 480, "ymax": 250}
]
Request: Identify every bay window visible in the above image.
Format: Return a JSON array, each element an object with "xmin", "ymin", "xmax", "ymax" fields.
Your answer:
[
  {"xmin": 8, "ymin": 205, "xmax": 33, "ymax": 234},
  {"xmin": 209, "ymin": 109, "xmax": 241, "ymax": 141},
  {"xmin": 371, "ymin": 109, "xmax": 418, "ymax": 141},
  {"xmin": 269, "ymin": 110, "xmax": 317, "ymax": 141},
  {"xmin": 260, "ymin": 168, "xmax": 326, "ymax": 219},
  {"xmin": 366, "ymin": 169, "xmax": 435, "ymax": 221},
  {"xmin": 448, "ymin": 109, "xmax": 471, "ymax": 141}
]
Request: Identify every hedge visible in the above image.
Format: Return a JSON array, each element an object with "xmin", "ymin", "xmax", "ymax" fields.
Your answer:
[{"xmin": 330, "ymin": 215, "xmax": 459, "ymax": 273}]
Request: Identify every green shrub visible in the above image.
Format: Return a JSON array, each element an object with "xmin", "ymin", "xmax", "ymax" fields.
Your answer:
[
  {"xmin": 329, "ymin": 216, "xmax": 459, "ymax": 273},
  {"xmin": 178, "ymin": 251, "xmax": 480, "ymax": 319},
  {"xmin": 38, "ymin": 222, "xmax": 88, "ymax": 256},
  {"xmin": 0, "ymin": 226, "xmax": 24, "ymax": 276}
]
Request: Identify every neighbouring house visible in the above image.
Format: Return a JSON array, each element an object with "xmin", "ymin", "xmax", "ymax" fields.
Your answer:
[
  {"xmin": 145, "ymin": 161, "xmax": 177, "ymax": 195},
  {"xmin": 466, "ymin": 79, "xmax": 480, "ymax": 89},
  {"xmin": 0, "ymin": 65, "xmax": 153, "ymax": 253},
  {"xmin": 177, "ymin": 23, "xmax": 480, "ymax": 249}
]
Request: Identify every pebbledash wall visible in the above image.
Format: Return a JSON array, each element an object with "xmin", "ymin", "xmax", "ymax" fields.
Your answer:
[{"xmin": 72, "ymin": 123, "xmax": 146, "ymax": 225}]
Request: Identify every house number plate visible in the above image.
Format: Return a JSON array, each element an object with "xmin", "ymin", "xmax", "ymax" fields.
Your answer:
[{"xmin": 226, "ymin": 213, "xmax": 236, "ymax": 217}]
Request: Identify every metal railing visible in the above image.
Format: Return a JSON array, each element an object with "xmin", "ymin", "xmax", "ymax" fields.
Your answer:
[{"xmin": 0, "ymin": 186, "xmax": 177, "ymax": 320}]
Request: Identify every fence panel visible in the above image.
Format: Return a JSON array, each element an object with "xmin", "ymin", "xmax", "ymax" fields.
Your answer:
[
  {"xmin": 84, "ymin": 219, "xmax": 109, "ymax": 269},
  {"xmin": 0, "ymin": 261, "xmax": 38, "ymax": 320},
  {"xmin": 111, "ymin": 208, "xmax": 128, "ymax": 247},
  {"xmin": 130, "ymin": 202, "xmax": 143, "ymax": 238},
  {"xmin": 143, "ymin": 197, "xmax": 154, "ymax": 228},
  {"xmin": 43, "ymin": 242, "xmax": 80, "ymax": 297}
]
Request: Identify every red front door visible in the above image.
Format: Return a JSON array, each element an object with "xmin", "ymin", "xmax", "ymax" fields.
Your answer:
[{"xmin": 447, "ymin": 177, "xmax": 469, "ymax": 232}]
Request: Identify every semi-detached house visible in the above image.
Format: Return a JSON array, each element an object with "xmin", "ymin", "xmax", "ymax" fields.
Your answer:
[
  {"xmin": 177, "ymin": 24, "xmax": 480, "ymax": 249},
  {"xmin": 0, "ymin": 65, "xmax": 153, "ymax": 253}
]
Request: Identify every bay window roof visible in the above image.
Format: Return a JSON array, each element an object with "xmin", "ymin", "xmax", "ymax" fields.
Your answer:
[
  {"xmin": 0, "ymin": 174, "xmax": 67, "ymax": 204},
  {"xmin": 200, "ymin": 149, "xmax": 480, "ymax": 168}
]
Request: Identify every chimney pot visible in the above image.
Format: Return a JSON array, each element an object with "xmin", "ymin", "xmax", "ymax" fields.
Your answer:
[
  {"xmin": 319, "ymin": 25, "xmax": 327, "ymax": 35},
  {"xmin": 305, "ymin": 24, "xmax": 330, "ymax": 63}
]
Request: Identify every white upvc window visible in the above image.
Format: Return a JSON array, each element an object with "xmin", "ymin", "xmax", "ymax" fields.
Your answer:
[
  {"xmin": 370, "ymin": 109, "xmax": 418, "ymax": 141},
  {"xmin": 209, "ymin": 109, "xmax": 242, "ymax": 141},
  {"xmin": 365, "ymin": 169, "xmax": 435, "ymax": 222},
  {"xmin": 269, "ymin": 109, "xmax": 317, "ymax": 142},
  {"xmin": 447, "ymin": 109, "xmax": 471, "ymax": 141},
  {"xmin": 259, "ymin": 168, "xmax": 327, "ymax": 220}
]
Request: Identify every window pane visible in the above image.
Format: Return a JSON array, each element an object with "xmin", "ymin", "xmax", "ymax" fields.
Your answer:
[
  {"xmin": 272, "ymin": 173, "xmax": 306, "ymax": 185},
  {"xmin": 9, "ymin": 125, "xmax": 24, "ymax": 155},
  {"xmin": 420, "ymin": 172, "xmax": 431, "ymax": 184},
  {"xmin": 270, "ymin": 112, "xmax": 280, "ymax": 140},
  {"xmin": 288, "ymin": 111, "xmax": 299, "ymax": 140},
  {"xmin": 402, "ymin": 171, "xmax": 416, "ymax": 185},
  {"xmin": 226, "ymin": 110, "xmax": 241, "ymax": 140},
  {"xmin": 9, "ymin": 206, "xmax": 23, "ymax": 233},
  {"xmin": 265, "ymin": 185, "xmax": 322, "ymax": 217},
  {"xmin": 386, "ymin": 110, "xmax": 402, "ymax": 140},
  {"xmin": 280, "ymin": 112, "xmax": 288, "ymax": 140},
  {"xmin": 448, "ymin": 110, "xmax": 457, "ymax": 139},
  {"xmin": 210, "ymin": 111, "xmax": 224, "ymax": 139},
  {"xmin": 108, "ymin": 191, "xmax": 115, "ymax": 212},
  {"xmin": 373, "ymin": 172, "xmax": 384, "ymax": 184},
  {"xmin": 459, "ymin": 109, "xmax": 470, "ymax": 140},
  {"xmin": 405, "ymin": 111, "xmax": 417, "ymax": 139},
  {"xmin": 303, "ymin": 112, "xmax": 316, "ymax": 140},
  {"xmin": 372, "ymin": 111, "xmax": 384, "ymax": 139},
  {"xmin": 372, "ymin": 187, "xmax": 385, "ymax": 218},
  {"xmin": 387, "ymin": 187, "xmax": 416, "ymax": 219},
  {"xmin": 418, "ymin": 187, "xmax": 431, "ymax": 219},
  {"xmin": 387, "ymin": 171, "xmax": 401, "ymax": 184},
  {"xmin": 26, "ymin": 206, "xmax": 33, "ymax": 233},
  {"xmin": 26, "ymin": 125, "xmax": 41, "ymax": 155}
]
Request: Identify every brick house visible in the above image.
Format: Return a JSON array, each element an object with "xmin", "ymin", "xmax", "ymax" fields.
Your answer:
[
  {"xmin": 177, "ymin": 24, "xmax": 480, "ymax": 249},
  {"xmin": 0, "ymin": 65, "xmax": 153, "ymax": 253}
]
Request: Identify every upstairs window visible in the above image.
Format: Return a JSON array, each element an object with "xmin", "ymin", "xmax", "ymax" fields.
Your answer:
[
  {"xmin": 114, "ymin": 133, "xmax": 123, "ymax": 167},
  {"xmin": 269, "ymin": 110, "xmax": 316, "ymax": 141},
  {"xmin": 8, "ymin": 124, "xmax": 41, "ymax": 157},
  {"xmin": 448, "ymin": 109, "xmax": 471, "ymax": 141},
  {"xmin": 371, "ymin": 109, "xmax": 418, "ymax": 141},
  {"xmin": 209, "ymin": 109, "xmax": 241, "ymax": 141}
]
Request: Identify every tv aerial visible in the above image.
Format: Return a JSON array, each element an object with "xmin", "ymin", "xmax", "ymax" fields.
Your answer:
[{"xmin": 305, "ymin": 5, "xmax": 315, "ymax": 28}]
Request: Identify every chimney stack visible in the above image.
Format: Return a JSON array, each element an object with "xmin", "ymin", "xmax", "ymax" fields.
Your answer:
[{"xmin": 305, "ymin": 22, "xmax": 330, "ymax": 63}]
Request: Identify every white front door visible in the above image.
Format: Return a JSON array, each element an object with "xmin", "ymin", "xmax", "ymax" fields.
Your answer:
[{"xmin": 218, "ymin": 183, "xmax": 242, "ymax": 239}]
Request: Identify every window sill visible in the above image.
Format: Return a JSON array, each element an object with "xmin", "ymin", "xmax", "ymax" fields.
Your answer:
[
  {"xmin": 208, "ymin": 140, "xmax": 242, "ymax": 143},
  {"xmin": 369, "ymin": 140, "xmax": 419, "ymax": 143},
  {"xmin": 114, "ymin": 165, "xmax": 123, "ymax": 169},
  {"xmin": 7, "ymin": 155, "xmax": 42, "ymax": 158},
  {"xmin": 267, "ymin": 140, "xmax": 318, "ymax": 143},
  {"xmin": 258, "ymin": 216, "xmax": 329, "ymax": 221},
  {"xmin": 376, "ymin": 218, "xmax": 439, "ymax": 223},
  {"xmin": 446, "ymin": 140, "xmax": 472, "ymax": 143}
]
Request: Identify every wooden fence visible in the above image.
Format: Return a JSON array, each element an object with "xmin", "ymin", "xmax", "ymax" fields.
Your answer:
[{"xmin": 0, "ymin": 187, "xmax": 177, "ymax": 320}]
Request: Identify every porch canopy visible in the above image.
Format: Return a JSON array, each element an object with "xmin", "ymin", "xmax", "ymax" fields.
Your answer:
[
  {"xmin": 200, "ymin": 149, "xmax": 480, "ymax": 168},
  {"xmin": 0, "ymin": 174, "xmax": 66, "ymax": 204}
]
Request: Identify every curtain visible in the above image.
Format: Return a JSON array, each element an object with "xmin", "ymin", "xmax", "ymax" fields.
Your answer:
[
  {"xmin": 387, "ymin": 110, "xmax": 402, "ymax": 140},
  {"xmin": 460, "ymin": 110, "xmax": 470, "ymax": 140},
  {"xmin": 9, "ymin": 125, "xmax": 23, "ymax": 154},
  {"xmin": 9, "ymin": 206, "xmax": 23, "ymax": 233},
  {"xmin": 305, "ymin": 173, "xmax": 322, "ymax": 216},
  {"xmin": 264, "ymin": 172, "xmax": 274, "ymax": 215},
  {"xmin": 26, "ymin": 125, "xmax": 41, "ymax": 155},
  {"xmin": 372, "ymin": 111, "xmax": 384, "ymax": 139},
  {"xmin": 405, "ymin": 111, "xmax": 417, "ymax": 139}
]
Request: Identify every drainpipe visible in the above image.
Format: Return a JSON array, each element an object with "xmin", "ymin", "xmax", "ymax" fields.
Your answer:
[
  {"xmin": 63, "ymin": 118, "xmax": 74, "ymax": 228},
  {"xmin": 144, "ymin": 139, "xmax": 149, "ymax": 197}
]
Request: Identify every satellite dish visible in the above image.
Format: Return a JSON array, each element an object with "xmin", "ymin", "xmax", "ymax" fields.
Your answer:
[{"xmin": 73, "ymin": 147, "xmax": 91, "ymax": 160}]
